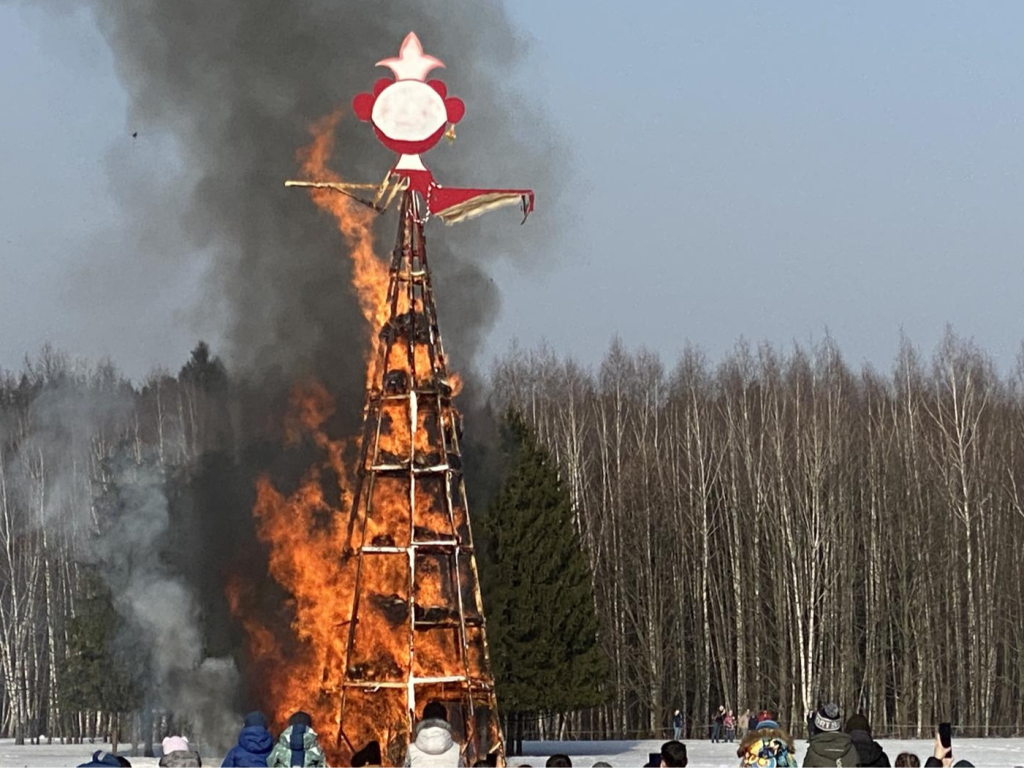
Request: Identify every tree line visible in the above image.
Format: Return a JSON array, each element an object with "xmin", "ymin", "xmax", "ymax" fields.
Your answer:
[
  {"xmin": 4, "ymin": 328, "xmax": 1024, "ymax": 749},
  {"xmin": 0, "ymin": 343, "xmax": 230, "ymax": 749},
  {"xmin": 490, "ymin": 332, "xmax": 1024, "ymax": 740}
]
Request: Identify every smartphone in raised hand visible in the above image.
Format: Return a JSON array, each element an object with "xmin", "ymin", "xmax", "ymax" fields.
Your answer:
[{"xmin": 939, "ymin": 722, "xmax": 952, "ymax": 750}]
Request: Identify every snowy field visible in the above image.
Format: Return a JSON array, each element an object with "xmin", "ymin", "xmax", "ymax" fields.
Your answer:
[
  {"xmin": 520, "ymin": 738, "xmax": 1024, "ymax": 767},
  {"xmin": 3, "ymin": 738, "xmax": 1024, "ymax": 767}
]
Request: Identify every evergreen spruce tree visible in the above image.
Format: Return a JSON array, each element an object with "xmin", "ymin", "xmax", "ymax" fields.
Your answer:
[
  {"xmin": 60, "ymin": 571, "xmax": 142, "ymax": 751},
  {"xmin": 481, "ymin": 410, "xmax": 607, "ymax": 754}
]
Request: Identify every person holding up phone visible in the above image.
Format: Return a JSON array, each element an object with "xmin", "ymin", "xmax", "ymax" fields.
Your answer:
[{"xmin": 923, "ymin": 725, "xmax": 974, "ymax": 768}]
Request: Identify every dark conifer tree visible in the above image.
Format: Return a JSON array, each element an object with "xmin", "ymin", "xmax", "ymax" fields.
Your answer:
[
  {"xmin": 60, "ymin": 572, "xmax": 141, "ymax": 752},
  {"xmin": 481, "ymin": 410, "xmax": 607, "ymax": 754}
]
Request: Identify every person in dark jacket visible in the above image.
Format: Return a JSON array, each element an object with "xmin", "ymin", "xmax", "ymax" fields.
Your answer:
[
  {"xmin": 673, "ymin": 710, "xmax": 683, "ymax": 740},
  {"xmin": 223, "ymin": 711, "xmax": 275, "ymax": 767},
  {"xmin": 747, "ymin": 711, "xmax": 758, "ymax": 735},
  {"xmin": 802, "ymin": 703, "xmax": 859, "ymax": 767},
  {"xmin": 711, "ymin": 706, "xmax": 725, "ymax": 743},
  {"xmin": 845, "ymin": 713, "xmax": 890, "ymax": 767},
  {"xmin": 78, "ymin": 752, "xmax": 131, "ymax": 767}
]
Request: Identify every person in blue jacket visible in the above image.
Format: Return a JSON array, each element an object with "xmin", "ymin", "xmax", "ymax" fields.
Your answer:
[
  {"xmin": 223, "ymin": 711, "xmax": 275, "ymax": 767},
  {"xmin": 78, "ymin": 751, "xmax": 131, "ymax": 767}
]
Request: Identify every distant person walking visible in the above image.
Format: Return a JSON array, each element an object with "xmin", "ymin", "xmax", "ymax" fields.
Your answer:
[
  {"xmin": 711, "ymin": 706, "xmax": 725, "ymax": 743},
  {"xmin": 746, "ymin": 710, "xmax": 758, "ymax": 738},
  {"xmin": 673, "ymin": 710, "xmax": 684, "ymax": 741},
  {"xmin": 724, "ymin": 710, "xmax": 735, "ymax": 742},
  {"xmin": 737, "ymin": 709, "xmax": 749, "ymax": 740}
]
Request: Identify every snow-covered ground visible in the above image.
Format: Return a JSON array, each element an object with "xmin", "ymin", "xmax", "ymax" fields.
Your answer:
[
  {"xmin": 521, "ymin": 737, "xmax": 1024, "ymax": 767},
  {"xmin": 3, "ymin": 737, "xmax": 1024, "ymax": 767}
]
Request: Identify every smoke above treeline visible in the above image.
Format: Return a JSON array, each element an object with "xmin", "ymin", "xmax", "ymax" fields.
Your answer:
[
  {"xmin": 88, "ymin": 0, "xmax": 563, "ymax": 394},
  {"xmin": 6, "ymin": 0, "xmax": 563, "ymax": 748}
]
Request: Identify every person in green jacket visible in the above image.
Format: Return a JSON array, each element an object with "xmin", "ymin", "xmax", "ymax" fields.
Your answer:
[
  {"xmin": 803, "ymin": 703, "xmax": 859, "ymax": 767},
  {"xmin": 268, "ymin": 712, "xmax": 326, "ymax": 768}
]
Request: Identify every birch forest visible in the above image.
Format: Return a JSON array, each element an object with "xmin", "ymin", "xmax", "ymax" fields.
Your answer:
[
  {"xmin": 0, "ymin": 343, "xmax": 232, "ymax": 747},
  {"xmin": 491, "ymin": 332, "xmax": 1024, "ymax": 740},
  {"xmin": 4, "ymin": 329, "xmax": 1024, "ymax": 745}
]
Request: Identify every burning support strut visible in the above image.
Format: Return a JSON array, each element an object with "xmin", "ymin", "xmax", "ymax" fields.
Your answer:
[
  {"xmin": 334, "ymin": 191, "xmax": 502, "ymax": 766},
  {"xmin": 286, "ymin": 30, "xmax": 533, "ymax": 766}
]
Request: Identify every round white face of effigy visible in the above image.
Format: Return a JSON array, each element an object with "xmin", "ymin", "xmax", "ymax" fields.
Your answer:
[{"xmin": 371, "ymin": 80, "xmax": 447, "ymax": 142}]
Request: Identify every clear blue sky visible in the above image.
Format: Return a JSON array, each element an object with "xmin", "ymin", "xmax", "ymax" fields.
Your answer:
[{"xmin": 3, "ymin": 2, "xmax": 1024, "ymax": 379}]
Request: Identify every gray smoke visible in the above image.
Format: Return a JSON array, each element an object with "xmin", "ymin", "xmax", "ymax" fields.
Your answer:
[
  {"xmin": 3, "ymin": 361, "xmax": 240, "ymax": 750},
  {"xmin": 8, "ymin": 0, "xmax": 563, "ymax": 744},
  {"xmin": 84, "ymin": 0, "xmax": 564, "ymax": 398},
  {"xmin": 97, "ymin": 459, "xmax": 239, "ymax": 751}
]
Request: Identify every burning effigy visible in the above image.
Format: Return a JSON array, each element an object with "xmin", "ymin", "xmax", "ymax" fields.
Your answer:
[{"xmin": 228, "ymin": 32, "xmax": 533, "ymax": 766}]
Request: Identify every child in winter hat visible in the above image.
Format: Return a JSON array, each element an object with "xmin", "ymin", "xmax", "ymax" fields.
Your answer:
[{"xmin": 739, "ymin": 710, "xmax": 797, "ymax": 767}]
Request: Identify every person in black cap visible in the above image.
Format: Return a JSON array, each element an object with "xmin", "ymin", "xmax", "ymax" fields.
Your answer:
[
  {"xmin": 803, "ymin": 703, "xmax": 859, "ymax": 767},
  {"xmin": 845, "ymin": 713, "xmax": 890, "ymax": 767},
  {"xmin": 223, "ymin": 711, "xmax": 275, "ymax": 767},
  {"xmin": 268, "ymin": 711, "xmax": 325, "ymax": 767}
]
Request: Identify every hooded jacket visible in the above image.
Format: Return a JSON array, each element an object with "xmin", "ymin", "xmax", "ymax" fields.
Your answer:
[
  {"xmin": 802, "ymin": 731, "xmax": 860, "ymax": 767},
  {"xmin": 77, "ymin": 751, "xmax": 128, "ymax": 768},
  {"xmin": 738, "ymin": 726, "xmax": 797, "ymax": 767},
  {"xmin": 403, "ymin": 719, "xmax": 464, "ymax": 767},
  {"xmin": 267, "ymin": 725, "xmax": 325, "ymax": 768},
  {"xmin": 848, "ymin": 728, "xmax": 890, "ymax": 767},
  {"xmin": 222, "ymin": 724, "xmax": 275, "ymax": 767}
]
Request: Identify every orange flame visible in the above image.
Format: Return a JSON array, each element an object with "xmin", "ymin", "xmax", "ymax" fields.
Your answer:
[
  {"xmin": 229, "ymin": 110, "xmax": 493, "ymax": 766},
  {"xmin": 297, "ymin": 109, "xmax": 390, "ymax": 386}
]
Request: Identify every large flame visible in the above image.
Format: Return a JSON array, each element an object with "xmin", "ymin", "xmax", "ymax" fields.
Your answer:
[{"xmin": 227, "ymin": 111, "xmax": 496, "ymax": 765}]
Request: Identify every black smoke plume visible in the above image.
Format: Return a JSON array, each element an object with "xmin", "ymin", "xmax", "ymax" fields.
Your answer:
[{"xmin": 14, "ymin": 0, "xmax": 564, "ymax": 739}]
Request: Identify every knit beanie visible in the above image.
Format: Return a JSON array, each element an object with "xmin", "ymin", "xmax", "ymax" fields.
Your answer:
[
  {"xmin": 814, "ymin": 703, "xmax": 842, "ymax": 732},
  {"xmin": 845, "ymin": 713, "xmax": 871, "ymax": 734},
  {"xmin": 161, "ymin": 736, "xmax": 190, "ymax": 754},
  {"xmin": 289, "ymin": 711, "xmax": 313, "ymax": 728}
]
